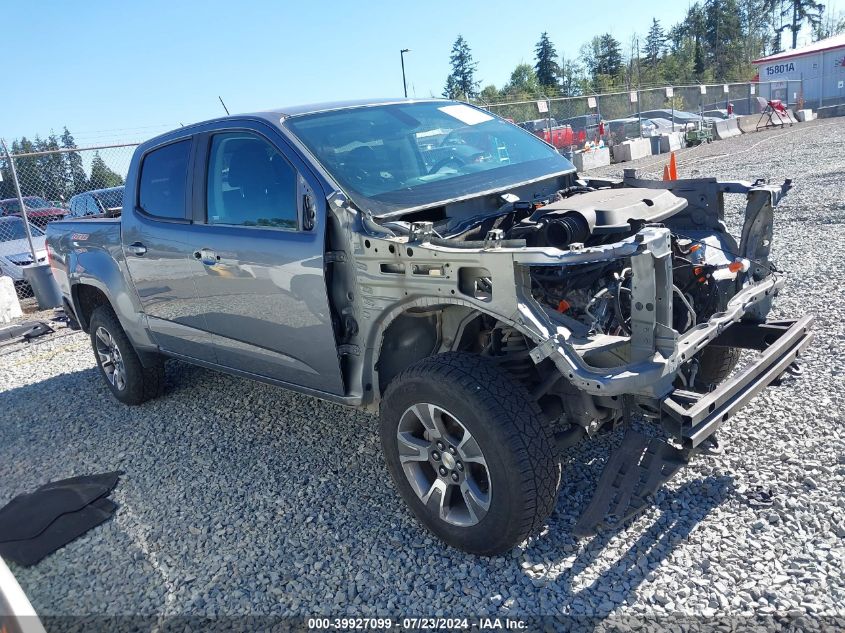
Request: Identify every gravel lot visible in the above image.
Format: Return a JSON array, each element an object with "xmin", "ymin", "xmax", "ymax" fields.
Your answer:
[{"xmin": 1, "ymin": 118, "xmax": 844, "ymax": 626}]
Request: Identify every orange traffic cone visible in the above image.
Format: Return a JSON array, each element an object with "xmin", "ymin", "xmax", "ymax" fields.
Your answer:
[
  {"xmin": 669, "ymin": 152, "xmax": 678, "ymax": 180},
  {"xmin": 663, "ymin": 164, "xmax": 672, "ymax": 181}
]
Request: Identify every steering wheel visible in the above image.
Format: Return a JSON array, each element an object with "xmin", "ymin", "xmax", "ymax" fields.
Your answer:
[{"xmin": 428, "ymin": 154, "xmax": 467, "ymax": 175}]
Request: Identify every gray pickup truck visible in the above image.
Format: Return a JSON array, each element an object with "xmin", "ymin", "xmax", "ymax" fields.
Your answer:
[{"xmin": 46, "ymin": 98, "xmax": 812, "ymax": 554}]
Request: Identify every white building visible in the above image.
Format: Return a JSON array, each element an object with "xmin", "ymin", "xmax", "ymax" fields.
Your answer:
[{"xmin": 753, "ymin": 33, "xmax": 845, "ymax": 108}]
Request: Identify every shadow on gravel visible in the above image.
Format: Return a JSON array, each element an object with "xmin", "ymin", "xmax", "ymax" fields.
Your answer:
[{"xmin": 533, "ymin": 474, "xmax": 735, "ymax": 616}]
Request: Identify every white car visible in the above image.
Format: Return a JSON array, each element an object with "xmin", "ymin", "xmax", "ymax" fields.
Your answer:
[{"xmin": 0, "ymin": 217, "xmax": 47, "ymax": 282}]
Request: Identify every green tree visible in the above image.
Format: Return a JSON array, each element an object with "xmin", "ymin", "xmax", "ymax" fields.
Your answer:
[
  {"xmin": 534, "ymin": 32, "xmax": 561, "ymax": 90},
  {"xmin": 443, "ymin": 35, "xmax": 480, "ymax": 99},
  {"xmin": 89, "ymin": 151, "xmax": 124, "ymax": 189},
  {"xmin": 13, "ymin": 137, "xmax": 45, "ymax": 198},
  {"xmin": 61, "ymin": 127, "xmax": 87, "ymax": 195},
  {"xmin": 644, "ymin": 19, "xmax": 667, "ymax": 67},
  {"xmin": 785, "ymin": 0, "xmax": 825, "ymax": 48},
  {"xmin": 763, "ymin": 0, "xmax": 823, "ymax": 49},
  {"xmin": 560, "ymin": 59, "xmax": 585, "ymax": 96},
  {"xmin": 705, "ymin": 0, "xmax": 746, "ymax": 80},
  {"xmin": 579, "ymin": 34, "xmax": 624, "ymax": 89},
  {"xmin": 809, "ymin": 3, "xmax": 843, "ymax": 40},
  {"xmin": 478, "ymin": 84, "xmax": 501, "ymax": 104},
  {"xmin": 37, "ymin": 133, "xmax": 68, "ymax": 202},
  {"xmin": 502, "ymin": 63, "xmax": 541, "ymax": 98},
  {"xmin": 597, "ymin": 34, "xmax": 623, "ymax": 76}
]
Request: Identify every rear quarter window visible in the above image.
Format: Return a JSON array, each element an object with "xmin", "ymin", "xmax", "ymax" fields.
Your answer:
[{"xmin": 138, "ymin": 140, "xmax": 191, "ymax": 219}]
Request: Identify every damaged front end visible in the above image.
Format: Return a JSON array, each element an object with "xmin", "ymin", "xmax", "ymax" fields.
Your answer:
[{"xmin": 340, "ymin": 170, "xmax": 811, "ymax": 535}]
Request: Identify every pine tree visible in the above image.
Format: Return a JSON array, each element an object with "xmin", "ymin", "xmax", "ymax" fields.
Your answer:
[
  {"xmin": 534, "ymin": 32, "xmax": 560, "ymax": 91},
  {"xmin": 705, "ymin": 0, "xmax": 745, "ymax": 80},
  {"xmin": 785, "ymin": 0, "xmax": 824, "ymax": 47},
  {"xmin": 579, "ymin": 34, "xmax": 623, "ymax": 89},
  {"xmin": 443, "ymin": 35, "xmax": 480, "ymax": 99},
  {"xmin": 61, "ymin": 127, "xmax": 87, "ymax": 196},
  {"xmin": 14, "ymin": 137, "xmax": 45, "ymax": 198},
  {"xmin": 644, "ymin": 19, "xmax": 667, "ymax": 65},
  {"xmin": 597, "ymin": 34, "xmax": 623, "ymax": 76},
  {"xmin": 89, "ymin": 152, "xmax": 124, "ymax": 189},
  {"xmin": 38, "ymin": 133, "xmax": 67, "ymax": 202}
]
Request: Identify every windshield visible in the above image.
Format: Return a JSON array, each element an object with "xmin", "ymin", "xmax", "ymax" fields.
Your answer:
[
  {"xmin": 94, "ymin": 188, "xmax": 124, "ymax": 210},
  {"xmin": 0, "ymin": 217, "xmax": 44, "ymax": 242},
  {"xmin": 285, "ymin": 101, "xmax": 575, "ymax": 217}
]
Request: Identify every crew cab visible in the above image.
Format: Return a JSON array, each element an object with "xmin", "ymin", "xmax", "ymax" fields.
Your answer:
[{"xmin": 46, "ymin": 99, "xmax": 812, "ymax": 554}]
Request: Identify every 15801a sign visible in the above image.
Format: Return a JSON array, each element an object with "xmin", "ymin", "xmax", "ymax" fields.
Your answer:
[{"xmin": 765, "ymin": 62, "xmax": 796, "ymax": 75}]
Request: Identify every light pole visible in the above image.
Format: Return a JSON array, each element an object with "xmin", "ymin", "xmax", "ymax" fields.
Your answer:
[{"xmin": 400, "ymin": 49, "xmax": 411, "ymax": 98}]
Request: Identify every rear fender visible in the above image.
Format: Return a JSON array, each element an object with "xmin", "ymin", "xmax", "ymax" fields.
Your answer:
[{"xmin": 69, "ymin": 248, "xmax": 156, "ymax": 352}]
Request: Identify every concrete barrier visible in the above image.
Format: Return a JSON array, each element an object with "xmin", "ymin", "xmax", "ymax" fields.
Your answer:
[
  {"xmin": 737, "ymin": 114, "xmax": 764, "ymax": 134},
  {"xmin": 0, "ymin": 277, "xmax": 22, "ymax": 324},
  {"xmin": 572, "ymin": 146, "xmax": 611, "ymax": 172},
  {"xmin": 713, "ymin": 118, "xmax": 742, "ymax": 140},
  {"xmin": 817, "ymin": 104, "xmax": 845, "ymax": 119},
  {"xmin": 795, "ymin": 109, "xmax": 815, "ymax": 122},
  {"xmin": 657, "ymin": 131, "xmax": 685, "ymax": 153},
  {"xmin": 611, "ymin": 137, "xmax": 652, "ymax": 163}
]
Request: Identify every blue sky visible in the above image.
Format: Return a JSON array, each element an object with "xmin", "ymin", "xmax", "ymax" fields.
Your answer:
[{"xmin": 5, "ymin": 1, "xmax": 698, "ymax": 144}]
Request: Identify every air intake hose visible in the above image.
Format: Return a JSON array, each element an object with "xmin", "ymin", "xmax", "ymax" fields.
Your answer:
[{"xmin": 542, "ymin": 214, "xmax": 591, "ymax": 248}]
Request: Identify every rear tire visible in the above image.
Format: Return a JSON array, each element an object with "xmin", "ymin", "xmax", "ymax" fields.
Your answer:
[
  {"xmin": 89, "ymin": 306, "xmax": 164, "ymax": 405},
  {"xmin": 380, "ymin": 352, "xmax": 560, "ymax": 555}
]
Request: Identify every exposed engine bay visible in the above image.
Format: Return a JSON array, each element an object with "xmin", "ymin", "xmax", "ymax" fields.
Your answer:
[{"xmin": 378, "ymin": 179, "xmax": 752, "ymax": 342}]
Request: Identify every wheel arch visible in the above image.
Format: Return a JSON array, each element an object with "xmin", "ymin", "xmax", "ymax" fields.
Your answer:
[
  {"xmin": 72, "ymin": 282, "xmax": 111, "ymax": 333},
  {"xmin": 365, "ymin": 297, "xmax": 541, "ymax": 409},
  {"xmin": 71, "ymin": 281, "xmax": 160, "ymax": 368}
]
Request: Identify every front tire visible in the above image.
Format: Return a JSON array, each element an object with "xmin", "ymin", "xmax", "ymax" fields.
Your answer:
[
  {"xmin": 380, "ymin": 352, "xmax": 560, "ymax": 555},
  {"xmin": 89, "ymin": 306, "xmax": 164, "ymax": 405},
  {"xmin": 693, "ymin": 345, "xmax": 741, "ymax": 391}
]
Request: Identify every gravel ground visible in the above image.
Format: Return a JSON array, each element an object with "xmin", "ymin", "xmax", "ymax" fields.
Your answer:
[{"xmin": 1, "ymin": 118, "xmax": 844, "ymax": 627}]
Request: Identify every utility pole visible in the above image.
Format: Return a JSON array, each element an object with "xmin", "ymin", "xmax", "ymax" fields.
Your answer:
[
  {"xmin": 400, "ymin": 49, "xmax": 411, "ymax": 98},
  {"xmin": 636, "ymin": 37, "xmax": 643, "ymax": 137}
]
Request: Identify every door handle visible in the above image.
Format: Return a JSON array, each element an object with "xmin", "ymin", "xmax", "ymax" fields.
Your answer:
[
  {"xmin": 193, "ymin": 248, "xmax": 220, "ymax": 265},
  {"xmin": 127, "ymin": 242, "xmax": 147, "ymax": 256}
]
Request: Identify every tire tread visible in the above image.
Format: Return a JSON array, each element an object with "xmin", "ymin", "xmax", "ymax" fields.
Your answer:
[
  {"xmin": 89, "ymin": 306, "xmax": 164, "ymax": 405},
  {"xmin": 382, "ymin": 352, "xmax": 559, "ymax": 554}
]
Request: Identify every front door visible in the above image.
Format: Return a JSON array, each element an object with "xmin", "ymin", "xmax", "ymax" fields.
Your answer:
[{"xmin": 183, "ymin": 126, "xmax": 343, "ymax": 394}]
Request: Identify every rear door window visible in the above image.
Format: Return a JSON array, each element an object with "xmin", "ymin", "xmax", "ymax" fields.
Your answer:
[{"xmin": 138, "ymin": 140, "xmax": 191, "ymax": 219}]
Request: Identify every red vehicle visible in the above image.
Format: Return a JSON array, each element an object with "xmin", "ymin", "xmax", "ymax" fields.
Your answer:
[
  {"xmin": 0, "ymin": 196, "xmax": 68, "ymax": 229},
  {"xmin": 518, "ymin": 118, "xmax": 575, "ymax": 150}
]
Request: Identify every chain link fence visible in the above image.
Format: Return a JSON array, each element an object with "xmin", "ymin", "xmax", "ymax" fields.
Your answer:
[
  {"xmin": 476, "ymin": 80, "xmax": 805, "ymax": 152},
  {"xmin": 0, "ymin": 142, "xmax": 137, "ymax": 302}
]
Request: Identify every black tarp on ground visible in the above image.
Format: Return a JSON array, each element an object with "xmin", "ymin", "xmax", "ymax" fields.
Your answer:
[{"xmin": 0, "ymin": 473, "xmax": 120, "ymax": 566}]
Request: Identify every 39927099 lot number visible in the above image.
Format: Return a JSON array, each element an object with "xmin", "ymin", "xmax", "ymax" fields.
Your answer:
[
  {"xmin": 308, "ymin": 618, "xmax": 525, "ymax": 630},
  {"xmin": 308, "ymin": 619, "xmax": 394, "ymax": 630}
]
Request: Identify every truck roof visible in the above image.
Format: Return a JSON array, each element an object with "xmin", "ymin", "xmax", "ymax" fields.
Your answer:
[
  {"xmin": 142, "ymin": 98, "xmax": 450, "ymax": 147},
  {"xmin": 258, "ymin": 97, "xmax": 443, "ymax": 119}
]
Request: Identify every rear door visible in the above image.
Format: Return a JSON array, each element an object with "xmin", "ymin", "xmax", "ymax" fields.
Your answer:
[
  {"xmin": 122, "ymin": 137, "xmax": 216, "ymax": 362},
  {"xmin": 181, "ymin": 121, "xmax": 343, "ymax": 394}
]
